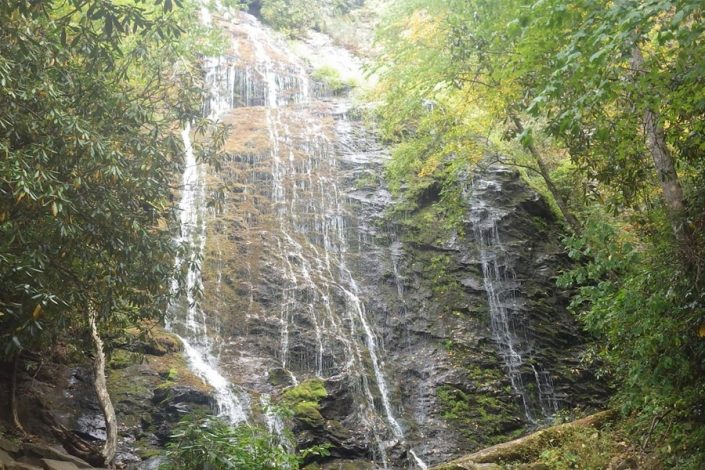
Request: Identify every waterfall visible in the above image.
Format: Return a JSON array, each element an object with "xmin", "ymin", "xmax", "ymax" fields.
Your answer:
[
  {"xmin": 164, "ymin": 9, "xmax": 432, "ymax": 467},
  {"xmin": 165, "ymin": 6, "xmax": 249, "ymax": 424},
  {"xmin": 468, "ymin": 164, "xmax": 559, "ymax": 424},
  {"xmin": 238, "ymin": 19, "xmax": 406, "ymax": 464},
  {"xmin": 166, "ymin": 121, "xmax": 249, "ymax": 424}
]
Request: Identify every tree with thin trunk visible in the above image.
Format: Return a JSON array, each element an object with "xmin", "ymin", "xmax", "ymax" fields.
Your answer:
[
  {"xmin": 510, "ymin": 114, "xmax": 581, "ymax": 234},
  {"xmin": 88, "ymin": 302, "xmax": 118, "ymax": 466},
  {"xmin": 630, "ymin": 44, "xmax": 690, "ymax": 247}
]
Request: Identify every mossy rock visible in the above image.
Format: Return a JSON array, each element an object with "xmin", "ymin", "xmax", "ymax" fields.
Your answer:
[
  {"xmin": 281, "ymin": 378, "xmax": 328, "ymax": 403},
  {"xmin": 123, "ymin": 325, "xmax": 183, "ymax": 356},
  {"xmin": 293, "ymin": 401, "xmax": 325, "ymax": 428},
  {"xmin": 109, "ymin": 349, "xmax": 141, "ymax": 369},
  {"xmin": 436, "ymin": 384, "xmax": 524, "ymax": 446},
  {"xmin": 268, "ymin": 367, "xmax": 295, "ymax": 387},
  {"xmin": 281, "ymin": 378, "xmax": 328, "ymax": 428},
  {"xmin": 323, "ymin": 419, "xmax": 351, "ymax": 441},
  {"xmin": 150, "ymin": 330, "xmax": 182, "ymax": 354}
]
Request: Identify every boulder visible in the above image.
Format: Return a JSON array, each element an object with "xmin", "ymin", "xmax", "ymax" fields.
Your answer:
[
  {"xmin": 0, "ymin": 438, "xmax": 20, "ymax": 454},
  {"xmin": 0, "ymin": 449, "xmax": 17, "ymax": 468}
]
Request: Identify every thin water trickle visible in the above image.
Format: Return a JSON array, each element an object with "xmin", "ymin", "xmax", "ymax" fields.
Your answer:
[
  {"xmin": 467, "ymin": 164, "xmax": 558, "ymax": 424},
  {"xmin": 167, "ymin": 121, "xmax": 249, "ymax": 424},
  {"xmin": 165, "ymin": 4, "xmax": 249, "ymax": 423}
]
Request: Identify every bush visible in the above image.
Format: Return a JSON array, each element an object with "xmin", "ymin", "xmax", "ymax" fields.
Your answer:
[
  {"xmin": 311, "ymin": 66, "xmax": 356, "ymax": 94},
  {"xmin": 160, "ymin": 415, "xmax": 298, "ymax": 470},
  {"xmin": 259, "ymin": 0, "xmax": 319, "ymax": 37},
  {"xmin": 559, "ymin": 211, "xmax": 705, "ymax": 466}
]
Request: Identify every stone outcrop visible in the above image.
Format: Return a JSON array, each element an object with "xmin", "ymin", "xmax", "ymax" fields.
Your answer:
[
  {"xmin": 0, "ymin": 329, "xmax": 214, "ymax": 469},
  {"xmin": 0, "ymin": 436, "xmax": 106, "ymax": 470}
]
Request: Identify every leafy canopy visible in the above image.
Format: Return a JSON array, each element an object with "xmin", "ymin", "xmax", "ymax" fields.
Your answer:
[{"xmin": 0, "ymin": 0, "xmax": 226, "ymax": 356}]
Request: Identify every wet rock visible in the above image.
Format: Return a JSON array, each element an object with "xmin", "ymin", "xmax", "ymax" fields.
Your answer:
[
  {"xmin": 151, "ymin": 386, "xmax": 213, "ymax": 407},
  {"xmin": 319, "ymin": 459, "xmax": 375, "ymax": 470},
  {"xmin": 267, "ymin": 368, "xmax": 295, "ymax": 387},
  {"xmin": 518, "ymin": 464, "xmax": 550, "ymax": 470},
  {"xmin": 0, "ymin": 437, "xmax": 20, "ymax": 454},
  {"xmin": 6, "ymin": 463, "xmax": 42, "ymax": 470}
]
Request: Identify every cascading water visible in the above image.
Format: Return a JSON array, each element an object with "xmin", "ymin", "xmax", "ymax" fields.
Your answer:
[
  {"xmin": 467, "ymin": 164, "xmax": 559, "ymax": 424},
  {"xmin": 163, "ymin": 9, "xmax": 573, "ymax": 467},
  {"xmin": 165, "ymin": 9, "xmax": 249, "ymax": 424},
  {"xmin": 172, "ymin": 10, "xmax": 430, "ymax": 468},
  {"xmin": 166, "ymin": 120, "xmax": 249, "ymax": 424}
]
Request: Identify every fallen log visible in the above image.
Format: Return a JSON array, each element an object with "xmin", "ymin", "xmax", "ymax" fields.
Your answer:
[{"xmin": 432, "ymin": 410, "xmax": 617, "ymax": 470}]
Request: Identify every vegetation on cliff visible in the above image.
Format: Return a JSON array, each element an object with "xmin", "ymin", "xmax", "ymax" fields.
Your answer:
[
  {"xmin": 374, "ymin": 0, "xmax": 705, "ymax": 467},
  {"xmin": 245, "ymin": 0, "xmax": 364, "ymax": 37}
]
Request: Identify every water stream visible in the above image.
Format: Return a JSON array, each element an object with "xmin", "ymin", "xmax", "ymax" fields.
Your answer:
[
  {"xmin": 164, "ymin": 6, "xmax": 250, "ymax": 424},
  {"xmin": 468, "ymin": 164, "xmax": 559, "ymax": 424}
]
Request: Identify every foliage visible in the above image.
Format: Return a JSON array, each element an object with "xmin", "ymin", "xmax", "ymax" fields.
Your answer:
[
  {"xmin": 311, "ymin": 66, "xmax": 356, "ymax": 94},
  {"xmin": 160, "ymin": 413, "xmax": 332, "ymax": 470},
  {"xmin": 0, "ymin": 0, "xmax": 226, "ymax": 357},
  {"xmin": 559, "ymin": 211, "xmax": 705, "ymax": 464},
  {"xmin": 374, "ymin": 0, "xmax": 705, "ymax": 464},
  {"xmin": 253, "ymin": 0, "xmax": 363, "ymax": 37},
  {"xmin": 160, "ymin": 414, "xmax": 299, "ymax": 470},
  {"xmin": 533, "ymin": 425, "xmax": 620, "ymax": 470},
  {"xmin": 258, "ymin": 0, "xmax": 319, "ymax": 37}
]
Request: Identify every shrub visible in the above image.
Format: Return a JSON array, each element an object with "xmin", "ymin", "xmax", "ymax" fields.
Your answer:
[
  {"xmin": 259, "ymin": 0, "xmax": 319, "ymax": 37},
  {"xmin": 160, "ymin": 414, "xmax": 298, "ymax": 470}
]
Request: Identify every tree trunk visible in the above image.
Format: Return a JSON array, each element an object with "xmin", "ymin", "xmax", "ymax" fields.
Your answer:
[
  {"xmin": 10, "ymin": 351, "xmax": 27, "ymax": 435},
  {"xmin": 510, "ymin": 114, "xmax": 581, "ymax": 234},
  {"xmin": 630, "ymin": 45, "xmax": 689, "ymax": 246},
  {"xmin": 88, "ymin": 302, "xmax": 117, "ymax": 467}
]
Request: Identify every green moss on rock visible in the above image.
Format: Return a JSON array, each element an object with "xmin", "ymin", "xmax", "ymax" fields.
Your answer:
[
  {"xmin": 280, "ymin": 378, "xmax": 328, "ymax": 429},
  {"xmin": 437, "ymin": 384, "xmax": 525, "ymax": 447},
  {"xmin": 293, "ymin": 401, "xmax": 325, "ymax": 427},
  {"xmin": 282, "ymin": 378, "xmax": 328, "ymax": 403}
]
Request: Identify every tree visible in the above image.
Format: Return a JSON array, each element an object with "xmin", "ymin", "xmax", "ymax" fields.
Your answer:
[
  {"xmin": 529, "ymin": 0, "xmax": 703, "ymax": 252},
  {"xmin": 0, "ymin": 0, "xmax": 225, "ymax": 464},
  {"xmin": 373, "ymin": 0, "xmax": 583, "ymax": 232}
]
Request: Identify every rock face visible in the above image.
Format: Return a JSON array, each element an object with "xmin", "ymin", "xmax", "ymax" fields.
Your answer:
[
  {"xmin": 158, "ymin": 10, "xmax": 605, "ymax": 470},
  {"xmin": 0, "ymin": 329, "xmax": 215, "ymax": 469},
  {"xmin": 334, "ymin": 161, "xmax": 606, "ymax": 465}
]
